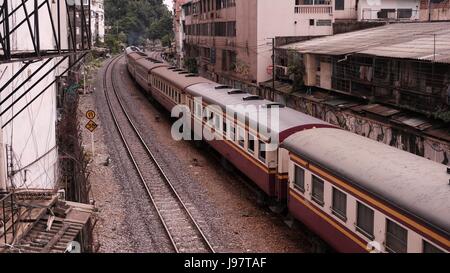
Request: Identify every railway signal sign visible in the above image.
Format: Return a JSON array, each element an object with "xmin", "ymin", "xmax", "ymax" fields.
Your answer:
[
  {"xmin": 85, "ymin": 120, "xmax": 98, "ymax": 132},
  {"xmin": 86, "ymin": 110, "xmax": 96, "ymax": 120}
]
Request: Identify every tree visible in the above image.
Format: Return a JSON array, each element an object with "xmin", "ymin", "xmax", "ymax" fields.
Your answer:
[
  {"xmin": 288, "ymin": 50, "xmax": 305, "ymax": 92},
  {"xmin": 104, "ymin": 0, "xmax": 173, "ymax": 46},
  {"xmin": 184, "ymin": 58, "xmax": 198, "ymax": 74}
]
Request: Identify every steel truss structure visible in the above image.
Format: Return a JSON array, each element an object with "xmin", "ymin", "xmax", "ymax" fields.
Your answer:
[
  {"xmin": 0, "ymin": 0, "xmax": 91, "ymax": 63},
  {"xmin": 0, "ymin": 0, "xmax": 91, "ymax": 127}
]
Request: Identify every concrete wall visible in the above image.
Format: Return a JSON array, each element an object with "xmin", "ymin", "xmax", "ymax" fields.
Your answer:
[
  {"xmin": 333, "ymin": 0, "xmax": 359, "ymax": 20},
  {"xmin": 256, "ymin": 0, "xmax": 335, "ymax": 83},
  {"xmin": 0, "ymin": 0, "xmax": 69, "ymax": 189},
  {"xmin": 420, "ymin": 0, "xmax": 450, "ymax": 21}
]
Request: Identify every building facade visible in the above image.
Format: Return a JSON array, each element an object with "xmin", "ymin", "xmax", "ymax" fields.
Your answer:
[
  {"xmin": 0, "ymin": 0, "xmax": 90, "ymax": 191},
  {"xmin": 420, "ymin": 0, "xmax": 450, "ymax": 21},
  {"xmin": 91, "ymin": 0, "xmax": 105, "ymax": 45},
  {"xmin": 174, "ymin": 0, "xmax": 187, "ymax": 66},
  {"xmin": 0, "ymin": 1, "xmax": 66, "ymax": 190},
  {"xmin": 181, "ymin": 0, "xmax": 360, "ymax": 85}
]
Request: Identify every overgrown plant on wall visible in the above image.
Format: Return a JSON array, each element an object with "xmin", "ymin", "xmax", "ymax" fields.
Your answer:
[
  {"xmin": 287, "ymin": 50, "xmax": 305, "ymax": 92},
  {"xmin": 184, "ymin": 58, "xmax": 198, "ymax": 74}
]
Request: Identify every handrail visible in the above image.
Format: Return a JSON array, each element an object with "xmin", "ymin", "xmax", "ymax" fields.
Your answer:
[{"xmin": 0, "ymin": 192, "xmax": 17, "ymax": 246}]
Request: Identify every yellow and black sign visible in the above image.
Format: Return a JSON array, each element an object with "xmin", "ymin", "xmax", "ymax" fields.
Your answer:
[
  {"xmin": 85, "ymin": 120, "xmax": 98, "ymax": 133},
  {"xmin": 86, "ymin": 110, "xmax": 96, "ymax": 120}
]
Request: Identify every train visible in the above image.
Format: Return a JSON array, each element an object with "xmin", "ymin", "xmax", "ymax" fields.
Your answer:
[{"xmin": 124, "ymin": 47, "xmax": 449, "ymax": 253}]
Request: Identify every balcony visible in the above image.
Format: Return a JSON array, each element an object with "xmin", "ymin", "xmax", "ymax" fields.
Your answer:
[
  {"xmin": 295, "ymin": 6, "xmax": 333, "ymax": 14},
  {"xmin": 294, "ymin": 0, "xmax": 332, "ymax": 14},
  {"xmin": 360, "ymin": 8, "xmax": 419, "ymax": 22}
]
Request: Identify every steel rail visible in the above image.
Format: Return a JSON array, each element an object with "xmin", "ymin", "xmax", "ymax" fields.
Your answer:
[{"xmin": 104, "ymin": 55, "xmax": 215, "ymax": 253}]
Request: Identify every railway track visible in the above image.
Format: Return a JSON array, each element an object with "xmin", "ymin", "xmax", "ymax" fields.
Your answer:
[{"xmin": 103, "ymin": 55, "xmax": 215, "ymax": 253}]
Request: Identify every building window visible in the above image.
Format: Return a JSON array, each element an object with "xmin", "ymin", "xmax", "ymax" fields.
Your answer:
[
  {"xmin": 332, "ymin": 187, "xmax": 347, "ymax": 221},
  {"xmin": 386, "ymin": 219, "xmax": 408, "ymax": 253},
  {"xmin": 248, "ymin": 133, "xmax": 255, "ymax": 153},
  {"xmin": 398, "ymin": 9, "xmax": 413, "ymax": 19},
  {"xmin": 423, "ymin": 241, "xmax": 444, "ymax": 253},
  {"xmin": 258, "ymin": 141, "xmax": 266, "ymax": 163},
  {"xmin": 335, "ymin": 0, "xmax": 344, "ymax": 10},
  {"xmin": 311, "ymin": 176, "xmax": 324, "ymax": 206},
  {"xmin": 356, "ymin": 202, "xmax": 374, "ymax": 239},
  {"xmin": 294, "ymin": 166, "xmax": 305, "ymax": 193},
  {"xmin": 316, "ymin": 20, "xmax": 332, "ymax": 26},
  {"xmin": 309, "ymin": 19, "xmax": 315, "ymax": 26}
]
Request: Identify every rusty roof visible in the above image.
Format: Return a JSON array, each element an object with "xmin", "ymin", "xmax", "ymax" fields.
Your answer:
[
  {"xmin": 281, "ymin": 22, "xmax": 450, "ymax": 63},
  {"xmin": 1, "ymin": 191, "xmax": 93, "ymax": 253}
]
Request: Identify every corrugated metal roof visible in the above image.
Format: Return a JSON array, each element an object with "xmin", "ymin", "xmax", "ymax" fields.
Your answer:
[
  {"xmin": 281, "ymin": 22, "xmax": 450, "ymax": 63},
  {"xmin": 361, "ymin": 104, "xmax": 401, "ymax": 117}
]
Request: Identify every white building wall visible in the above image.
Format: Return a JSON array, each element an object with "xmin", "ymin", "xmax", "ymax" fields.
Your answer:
[
  {"xmin": 0, "ymin": 0, "xmax": 69, "ymax": 189},
  {"xmin": 91, "ymin": 0, "xmax": 105, "ymax": 44},
  {"xmin": 333, "ymin": 0, "xmax": 359, "ymax": 20},
  {"xmin": 256, "ymin": 0, "xmax": 334, "ymax": 83},
  {"xmin": 358, "ymin": 0, "xmax": 420, "ymax": 21}
]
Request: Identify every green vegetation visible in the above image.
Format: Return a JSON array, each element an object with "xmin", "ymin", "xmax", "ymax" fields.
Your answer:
[
  {"xmin": 184, "ymin": 58, "xmax": 198, "ymax": 74},
  {"xmin": 104, "ymin": 0, "xmax": 173, "ymax": 51},
  {"xmin": 287, "ymin": 50, "xmax": 305, "ymax": 92}
]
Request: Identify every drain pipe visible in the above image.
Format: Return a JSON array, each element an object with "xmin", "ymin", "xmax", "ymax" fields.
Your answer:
[{"xmin": 0, "ymin": 130, "xmax": 7, "ymax": 192}]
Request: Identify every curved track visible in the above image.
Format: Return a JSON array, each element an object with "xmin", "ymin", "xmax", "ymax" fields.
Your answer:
[{"xmin": 103, "ymin": 55, "xmax": 215, "ymax": 253}]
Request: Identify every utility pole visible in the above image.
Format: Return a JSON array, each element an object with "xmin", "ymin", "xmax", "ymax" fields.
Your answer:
[
  {"xmin": 428, "ymin": 0, "xmax": 432, "ymax": 22},
  {"xmin": 272, "ymin": 37, "xmax": 275, "ymax": 92},
  {"xmin": 0, "ymin": 131, "xmax": 7, "ymax": 192}
]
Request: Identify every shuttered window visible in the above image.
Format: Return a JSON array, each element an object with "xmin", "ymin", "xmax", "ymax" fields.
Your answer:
[
  {"xmin": 311, "ymin": 176, "xmax": 324, "ymax": 206},
  {"xmin": 332, "ymin": 187, "xmax": 347, "ymax": 221},
  {"xmin": 356, "ymin": 202, "xmax": 374, "ymax": 239},
  {"xmin": 423, "ymin": 241, "xmax": 444, "ymax": 253},
  {"xmin": 294, "ymin": 166, "xmax": 305, "ymax": 193},
  {"xmin": 386, "ymin": 219, "xmax": 408, "ymax": 253}
]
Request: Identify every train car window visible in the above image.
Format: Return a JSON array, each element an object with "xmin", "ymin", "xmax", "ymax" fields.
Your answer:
[
  {"xmin": 228, "ymin": 123, "xmax": 236, "ymax": 141},
  {"xmin": 356, "ymin": 202, "xmax": 375, "ymax": 239},
  {"xmin": 332, "ymin": 187, "xmax": 347, "ymax": 221},
  {"xmin": 248, "ymin": 133, "xmax": 255, "ymax": 154},
  {"xmin": 223, "ymin": 121, "xmax": 228, "ymax": 135},
  {"xmin": 258, "ymin": 141, "xmax": 266, "ymax": 163},
  {"xmin": 385, "ymin": 219, "xmax": 408, "ymax": 253},
  {"xmin": 423, "ymin": 241, "xmax": 444, "ymax": 253},
  {"xmin": 238, "ymin": 127, "xmax": 245, "ymax": 148},
  {"xmin": 311, "ymin": 176, "xmax": 324, "ymax": 206},
  {"xmin": 215, "ymin": 114, "xmax": 221, "ymax": 130},
  {"xmin": 294, "ymin": 166, "xmax": 305, "ymax": 193}
]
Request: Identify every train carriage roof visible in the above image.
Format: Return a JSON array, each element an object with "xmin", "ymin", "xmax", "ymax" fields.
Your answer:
[
  {"xmin": 185, "ymin": 82, "xmax": 333, "ymax": 141},
  {"xmin": 135, "ymin": 58, "xmax": 169, "ymax": 71},
  {"xmin": 127, "ymin": 51, "xmax": 147, "ymax": 62},
  {"xmin": 151, "ymin": 68, "xmax": 215, "ymax": 91},
  {"xmin": 281, "ymin": 128, "xmax": 450, "ymax": 237}
]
